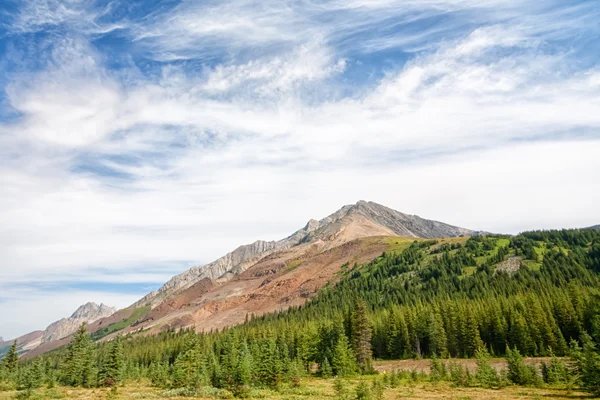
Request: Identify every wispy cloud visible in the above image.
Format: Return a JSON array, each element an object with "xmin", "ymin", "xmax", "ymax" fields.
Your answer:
[{"xmin": 0, "ymin": 0, "xmax": 599, "ymax": 338}]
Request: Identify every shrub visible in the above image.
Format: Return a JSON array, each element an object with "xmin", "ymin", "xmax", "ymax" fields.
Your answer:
[
  {"xmin": 448, "ymin": 362, "xmax": 470, "ymax": 387},
  {"xmin": 355, "ymin": 381, "xmax": 371, "ymax": 400}
]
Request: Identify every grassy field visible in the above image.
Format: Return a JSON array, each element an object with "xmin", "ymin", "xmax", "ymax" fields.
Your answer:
[{"xmin": 0, "ymin": 377, "xmax": 590, "ymax": 400}]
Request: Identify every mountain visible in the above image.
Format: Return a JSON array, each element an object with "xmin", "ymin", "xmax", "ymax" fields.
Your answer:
[
  {"xmin": 0, "ymin": 302, "xmax": 115, "ymax": 358},
  {"xmin": 17, "ymin": 200, "xmax": 474, "ymax": 358},
  {"xmin": 42, "ymin": 302, "xmax": 116, "ymax": 343},
  {"xmin": 588, "ymin": 224, "xmax": 600, "ymax": 231},
  {"xmin": 134, "ymin": 200, "xmax": 473, "ymax": 309}
]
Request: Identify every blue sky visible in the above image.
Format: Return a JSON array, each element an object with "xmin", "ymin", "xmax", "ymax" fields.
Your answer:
[{"xmin": 0, "ymin": 0, "xmax": 599, "ymax": 339}]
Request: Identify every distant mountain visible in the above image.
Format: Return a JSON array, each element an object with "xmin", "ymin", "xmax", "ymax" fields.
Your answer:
[
  {"xmin": 587, "ymin": 224, "xmax": 600, "ymax": 231},
  {"xmin": 0, "ymin": 302, "xmax": 115, "ymax": 358},
  {"xmin": 42, "ymin": 302, "xmax": 116, "ymax": 343},
  {"xmin": 134, "ymin": 200, "xmax": 473, "ymax": 308}
]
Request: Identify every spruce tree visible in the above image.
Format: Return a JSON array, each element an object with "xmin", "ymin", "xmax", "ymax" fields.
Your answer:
[
  {"xmin": 474, "ymin": 348, "xmax": 499, "ymax": 388},
  {"xmin": 61, "ymin": 323, "xmax": 97, "ymax": 387},
  {"xmin": 100, "ymin": 335, "xmax": 124, "ymax": 386},
  {"xmin": 571, "ymin": 333, "xmax": 600, "ymax": 395},
  {"xmin": 172, "ymin": 334, "xmax": 202, "ymax": 388},
  {"xmin": 332, "ymin": 333, "xmax": 357, "ymax": 377},
  {"xmin": 351, "ymin": 300, "xmax": 373, "ymax": 374},
  {"xmin": 2, "ymin": 341, "xmax": 19, "ymax": 374}
]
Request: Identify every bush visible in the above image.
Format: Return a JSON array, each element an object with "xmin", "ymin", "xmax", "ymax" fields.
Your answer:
[
  {"xmin": 355, "ymin": 381, "xmax": 371, "ymax": 400},
  {"xmin": 371, "ymin": 379, "xmax": 384, "ymax": 400},
  {"xmin": 333, "ymin": 378, "xmax": 350, "ymax": 400},
  {"xmin": 448, "ymin": 362, "xmax": 470, "ymax": 387},
  {"xmin": 429, "ymin": 357, "xmax": 447, "ymax": 382}
]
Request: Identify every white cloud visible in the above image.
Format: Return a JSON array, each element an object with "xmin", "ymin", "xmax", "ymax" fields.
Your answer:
[{"xmin": 1, "ymin": 0, "xmax": 600, "ymax": 338}]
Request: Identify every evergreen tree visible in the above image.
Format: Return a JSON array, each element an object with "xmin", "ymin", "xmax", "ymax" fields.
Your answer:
[
  {"xmin": 100, "ymin": 335, "xmax": 124, "ymax": 387},
  {"xmin": 332, "ymin": 333, "xmax": 357, "ymax": 377},
  {"xmin": 571, "ymin": 333, "xmax": 600, "ymax": 395},
  {"xmin": 474, "ymin": 348, "xmax": 499, "ymax": 388},
  {"xmin": 351, "ymin": 300, "xmax": 373, "ymax": 373},
  {"xmin": 61, "ymin": 323, "xmax": 97, "ymax": 387},
  {"xmin": 2, "ymin": 341, "xmax": 19, "ymax": 374},
  {"xmin": 506, "ymin": 347, "xmax": 538, "ymax": 386},
  {"xmin": 172, "ymin": 334, "xmax": 203, "ymax": 388},
  {"xmin": 319, "ymin": 357, "xmax": 333, "ymax": 378}
]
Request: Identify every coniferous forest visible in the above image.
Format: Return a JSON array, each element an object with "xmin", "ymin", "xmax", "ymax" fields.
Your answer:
[{"xmin": 2, "ymin": 229, "xmax": 600, "ymax": 398}]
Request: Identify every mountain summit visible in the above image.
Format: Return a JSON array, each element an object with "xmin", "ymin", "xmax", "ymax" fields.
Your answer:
[
  {"xmin": 42, "ymin": 302, "xmax": 116, "ymax": 343},
  {"xmin": 135, "ymin": 201, "xmax": 472, "ymax": 308}
]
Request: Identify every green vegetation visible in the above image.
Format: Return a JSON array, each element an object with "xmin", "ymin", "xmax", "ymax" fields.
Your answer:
[
  {"xmin": 91, "ymin": 307, "xmax": 150, "ymax": 341},
  {"xmin": 2, "ymin": 228, "xmax": 600, "ymax": 399}
]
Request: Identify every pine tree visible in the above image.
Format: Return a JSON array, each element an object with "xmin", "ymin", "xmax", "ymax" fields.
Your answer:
[
  {"xmin": 100, "ymin": 335, "xmax": 124, "ymax": 386},
  {"xmin": 474, "ymin": 348, "xmax": 499, "ymax": 388},
  {"xmin": 61, "ymin": 323, "xmax": 97, "ymax": 387},
  {"xmin": 319, "ymin": 357, "xmax": 333, "ymax": 378},
  {"xmin": 149, "ymin": 361, "xmax": 168, "ymax": 388},
  {"xmin": 172, "ymin": 334, "xmax": 202, "ymax": 388},
  {"xmin": 2, "ymin": 341, "xmax": 19, "ymax": 374},
  {"xmin": 332, "ymin": 333, "xmax": 357, "ymax": 378},
  {"xmin": 235, "ymin": 341, "xmax": 253, "ymax": 387},
  {"xmin": 351, "ymin": 300, "xmax": 373, "ymax": 374},
  {"xmin": 571, "ymin": 333, "xmax": 600, "ymax": 395}
]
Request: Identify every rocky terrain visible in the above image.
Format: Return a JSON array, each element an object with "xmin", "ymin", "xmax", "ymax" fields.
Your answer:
[
  {"xmin": 42, "ymin": 302, "xmax": 116, "ymax": 343},
  {"xmin": 0, "ymin": 302, "xmax": 115, "ymax": 358},
  {"xmin": 134, "ymin": 200, "xmax": 473, "ymax": 309}
]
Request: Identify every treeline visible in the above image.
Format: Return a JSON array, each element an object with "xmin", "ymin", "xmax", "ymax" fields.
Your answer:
[{"xmin": 1, "ymin": 229, "xmax": 600, "ymax": 397}]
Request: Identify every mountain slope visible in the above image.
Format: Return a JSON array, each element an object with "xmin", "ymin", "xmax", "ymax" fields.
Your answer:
[
  {"xmin": 134, "ymin": 200, "xmax": 473, "ymax": 308},
  {"xmin": 0, "ymin": 302, "xmax": 115, "ymax": 358},
  {"xmin": 42, "ymin": 302, "xmax": 116, "ymax": 343}
]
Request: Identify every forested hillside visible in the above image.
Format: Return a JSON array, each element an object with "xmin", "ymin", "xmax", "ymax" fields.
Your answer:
[{"xmin": 2, "ymin": 229, "xmax": 600, "ymax": 397}]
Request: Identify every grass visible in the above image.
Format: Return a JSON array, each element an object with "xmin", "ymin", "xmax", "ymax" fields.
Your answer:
[
  {"xmin": 379, "ymin": 237, "xmax": 421, "ymax": 254},
  {"xmin": 91, "ymin": 307, "xmax": 151, "ymax": 341},
  {"xmin": 285, "ymin": 259, "xmax": 305, "ymax": 272},
  {"xmin": 0, "ymin": 379, "xmax": 589, "ymax": 400}
]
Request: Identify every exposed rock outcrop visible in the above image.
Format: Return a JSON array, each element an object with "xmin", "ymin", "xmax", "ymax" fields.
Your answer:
[{"xmin": 42, "ymin": 302, "xmax": 116, "ymax": 343}]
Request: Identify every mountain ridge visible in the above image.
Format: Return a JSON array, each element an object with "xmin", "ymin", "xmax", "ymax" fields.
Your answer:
[
  {"xmin": 133, "ymin": 200, "xmax": 474, "ymax": 309},
  {"xmin": 0, "ymin": 302, "xmax": 115, "ymax": 358}
]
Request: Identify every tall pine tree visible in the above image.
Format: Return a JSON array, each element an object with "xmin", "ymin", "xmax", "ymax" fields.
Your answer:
[{"xmin": 351, "ymin": 300, "xmax": 373, "ymax": 374}]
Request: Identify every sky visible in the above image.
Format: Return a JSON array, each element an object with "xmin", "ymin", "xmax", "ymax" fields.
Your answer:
[{"xmin": 0, "ymin": 0, "xmax": 599, "ymax": 340}]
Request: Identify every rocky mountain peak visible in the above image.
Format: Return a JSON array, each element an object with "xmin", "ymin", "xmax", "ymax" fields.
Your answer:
[
  {"xmin": 133, "ymin": 200, "xmax": 474, "ymax": 308},
  {"xmin": 42, "ymin": 302, "xmax": 116, "ymax": 343},
  {"xmin": 71, "ymin": 302, "xmax": 114, "ymax": 319}
]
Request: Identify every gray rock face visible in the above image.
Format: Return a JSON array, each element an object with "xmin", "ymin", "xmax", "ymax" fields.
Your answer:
[
  {"xmin": 133, "ymin": 240, "xmax": 280, "ymax": 307},
  {"xmin": 42, "ymin": 302, "xmax": 116, "ymax": 343},
  {"xmin": 134, "ymin": 200, "xmax": 474, "ymax": 308}
]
